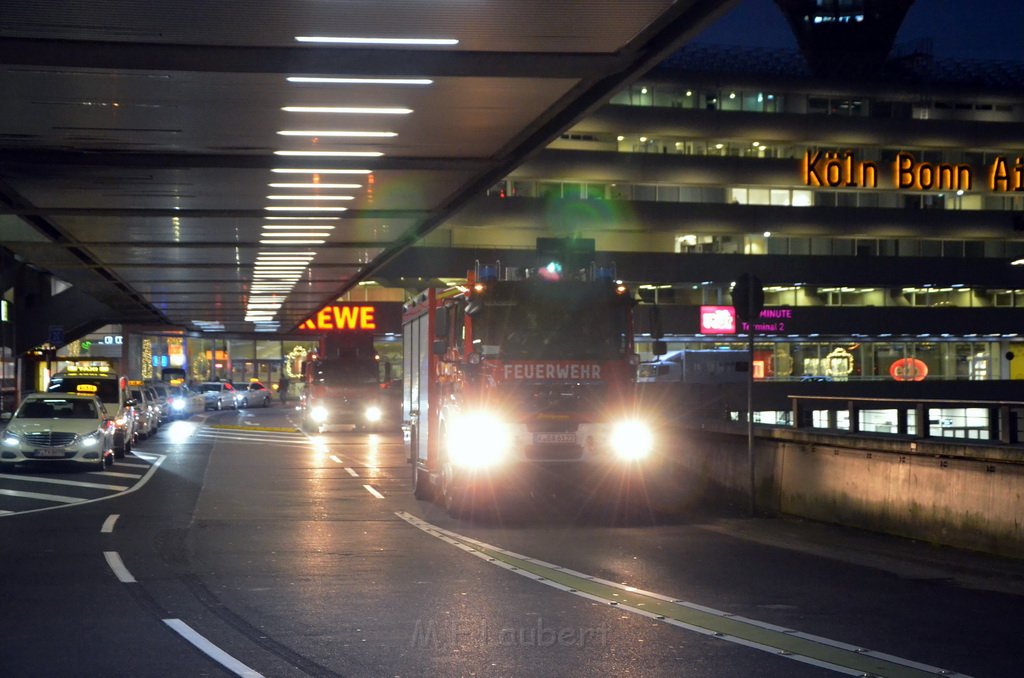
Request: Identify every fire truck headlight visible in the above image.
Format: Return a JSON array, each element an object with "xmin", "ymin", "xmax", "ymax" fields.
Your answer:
[
  {"xmin": 611, "ymin": 420, "xmax": 653, "ymax": 461},
  {"xmin": 364, "ymin": 405, "xmax": 383, "ymax": 423},
  {"xmin": 311, "ymin": 405, "xmax": 329, "ymax": 423},
  {"xmin": 448, "ymin": 412, "xmax": 511, "ymax": 469}
]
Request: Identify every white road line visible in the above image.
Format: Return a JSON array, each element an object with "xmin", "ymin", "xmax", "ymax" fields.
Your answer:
[
  {"xmin": 0, "ymin": 488, "xmax": 83, "ymax": 503},
  {"xmin": 0, "ymin": 510, "xmax": 13, "ymax": 515},
  {"xmin": 115, "ymin": 462, "xmax": 151, "ymax": 469},
  {"xmin": 0, "ymin": 474, "xmax": 130, "ymax": 491},
  {"xmin": 363, "ymin": 484, "xmax": 384, "ymax": 499},
  {"xmin": 329, "ymin": 455, "xmax": 344, "ymax": 464},
  {"xmin": 163, "ymin": 618, "xmax": 264, "ymax": 678},
  {"xmin": 101, "ymin": 514, "xmax": 119, "ymax": 533},
  {"xmin": 93, "ymin": 471, "xmax": 144, "ymax": 479},
  {"xmin": 103, "ymin": 551, "xmax": 136, "ymax": 583},
  {"xmin": 345, "ymin": 467, "xmax": 359, "ymax": 477},
  {"xmin": 0, "ymin": 453, "xmax": 166, "ymax": 518}
]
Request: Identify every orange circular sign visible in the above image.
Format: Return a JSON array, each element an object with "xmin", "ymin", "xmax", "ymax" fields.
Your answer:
[{"xmin": 889, "ymin": 358, "xmax": 928, "ymax": 381}]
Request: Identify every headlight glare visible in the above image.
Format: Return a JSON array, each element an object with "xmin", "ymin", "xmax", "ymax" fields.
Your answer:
[
  {"xmin": 611, "ymin": 420, "xmax": 653, "ymax": 461},
  {"xmin": 80, "ymin": 432, "xmax": 102, "ymax": 448},
  {"xmin": 364, "ymin": 405, "xmax": 383, "ymax": 423},
  {"xmin": 448, "ymin": 412, "xmax": 511, "ymax": 468},
  {"xmin": 2, "ymin": 434, "xmax": 19, "ymax": 448},
  {"xmin": 311, "ymin": 405, "xmax": 328, "ymax": 423}
]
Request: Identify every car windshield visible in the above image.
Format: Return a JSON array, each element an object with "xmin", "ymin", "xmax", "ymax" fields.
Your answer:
[
  {"xmin": 19, "ymin": 398, "xmax": 97, "ymax": 419},
  {"xmin": 312, "ymin": 361, "xmax": 379, "ymax": 386},
  {"xmin": 200, "ymin": 383, "xmax": 223, "ymax": 392},
  {"xmin": 47, "ymin": 377, "xmax": 120, "ymax": 403}
]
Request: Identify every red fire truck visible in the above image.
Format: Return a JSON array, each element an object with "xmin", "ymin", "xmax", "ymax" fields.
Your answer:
[
  {"xmin": 297, "ymin": 303, "xmax": 401, "ymax": 433},
  {"xmin": 403, "ymin": 243, "xmax": 666, "ymax": 516}
]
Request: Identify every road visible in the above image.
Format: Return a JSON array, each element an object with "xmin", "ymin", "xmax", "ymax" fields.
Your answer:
[{"xmin": 1, "ymin": 405, "xmax": 1022, "ymax": 677}]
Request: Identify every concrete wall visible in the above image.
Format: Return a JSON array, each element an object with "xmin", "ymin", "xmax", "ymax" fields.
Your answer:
[{"xmin": 678, "ymin": 428, "xmax": 1024, "ymax": 559}]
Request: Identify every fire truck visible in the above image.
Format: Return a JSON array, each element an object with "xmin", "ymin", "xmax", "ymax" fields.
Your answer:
[
  {"xmin": 298, "ymin": 347, "xmax": 391, "ymax": 433},
  {"xmin": 403, "ymin": 241, "xmax": 666, "ymax": 516}
]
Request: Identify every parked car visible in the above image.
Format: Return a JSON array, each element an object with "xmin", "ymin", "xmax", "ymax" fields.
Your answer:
[
  {"xmin": 128, "ymin": 383, "xmax": 159, "ymax": 439},
  {"xmin": 47, "ymin": 369, "xmax": 134, "ymax": 458},
  {"xmin": 0, "ymin": 393, "xmax": 114, "ymax": 470},
  {"xmin": 199, "ymin": 381, "xmax": 239, "ymax": 410},
  {"xmin": 238, "ymin": 381, "xmax": 272, "ymax": 408},
  {"xmin": 167, "ymin": 385, "xmax": 204, "ymax": 418},
  {"xmin": 147, "ymin": 382, "xmax": 172, "ymax": 422}
]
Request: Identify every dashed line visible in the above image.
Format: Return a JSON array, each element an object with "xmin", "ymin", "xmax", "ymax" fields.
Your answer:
[
  {"xmin": 163, "ymin": 618, "xmax": 264, "ymax": 678},
  {"xmin": 363, "ymin": 484, "xmax": 384, "ymax": 499},
  {"xmin": 104, "ymin": 551, "xmax": 136, "ymax": 583},
  {"xmin": 345, "ymin": 467, "xmax": 359, "ymax": 477},
  {"xmin": 101, "ymin": 514, "xmax": 119, "ymax": 533},
  {"xmin": 329, "ymin": 455, "xmax": 344, "ymax": 464}
]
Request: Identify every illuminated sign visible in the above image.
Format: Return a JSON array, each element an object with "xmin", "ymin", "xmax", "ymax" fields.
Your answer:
[
  {"xmin": 499, "ymin": 361, "xmax": 602, "ymax": 381},
  {"xmin": 300, "ymin": 304, "xmax": 378, "ymax": 332},
  {"xmin": 739, "ymin": 308, "xmax": 794, "ymax": 333},
  {"xmin": 802, "ymin": 150, "xmax": 1024, "ymax": 193},
  {"xmin": 699, "ymin": 306, "xmax": 736, "ymax": 334},
  {"xmin": 890, "ymin": 358, "xmax": 928, "ymax": 382},
  {"xmin": 75, "ymin": 384, "xmax": 98, "ymax": 393}
]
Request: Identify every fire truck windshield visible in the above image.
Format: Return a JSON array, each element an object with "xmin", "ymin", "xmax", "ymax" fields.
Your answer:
[
  {"xmin": 473, "ymin": 283, "xmax": 629, "ymax": 360},
  {"xmin": 312, "ymin": 360, "xmax": 379, "ymax": 385}
]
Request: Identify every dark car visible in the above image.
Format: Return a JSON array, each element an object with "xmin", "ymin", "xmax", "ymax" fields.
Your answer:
[{"xmin": 238, "ymin": 381, "xmax": 272, "ymax": 408}]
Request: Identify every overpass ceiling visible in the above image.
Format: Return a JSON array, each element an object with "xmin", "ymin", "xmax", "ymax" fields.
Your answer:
[{"xmin": 0, "ymin": 0, "xmax": 734, "ymax": 334}]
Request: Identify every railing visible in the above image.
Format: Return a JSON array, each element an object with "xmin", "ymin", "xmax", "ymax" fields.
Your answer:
[{"xmin": 788, "ymin": 395, "xmax": 1024, "ymax": 444}]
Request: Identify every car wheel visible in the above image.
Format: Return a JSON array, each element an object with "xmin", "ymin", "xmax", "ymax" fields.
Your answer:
[{"xmin": 240, "ymin": 397, "xmax": 248, "ymax": 408}]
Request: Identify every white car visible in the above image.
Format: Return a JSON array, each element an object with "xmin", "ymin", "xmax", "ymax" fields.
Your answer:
[
  {"xmin": 199, "ymin": 381, "xmax": 239, "ymax": 410},
  {"xmin": 0, "ymin": 393, "xmax": 114, "ymax": 470}
]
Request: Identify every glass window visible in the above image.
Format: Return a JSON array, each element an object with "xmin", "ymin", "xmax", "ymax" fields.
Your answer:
[{"xmin": 633, "ymin": 184, "xmax": 657, "ymax": 201}]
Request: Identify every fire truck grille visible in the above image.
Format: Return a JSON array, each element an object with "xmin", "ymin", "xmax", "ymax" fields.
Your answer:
[{"xmin": 525, "ymin": 444, "xmax": 583, "ymax": 461}]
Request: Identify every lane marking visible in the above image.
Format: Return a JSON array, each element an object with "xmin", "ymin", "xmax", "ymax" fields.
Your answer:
[
  {"xmin": 114, "ymin": 462, "xmax": 151, "ymax": 469},
  {"xmin": 363, "ymin": 484, "xmax": 385, "ymax": 499},
  {"xmin": 104, "ymin": 550, "xmax": 137, "ymax": 583},
  {"xmin": 396, "ymin": 512, "xmax": 970, "ymax": 678},
  {"xmin": 163, "ymin": 618, "xmax": 264, "ymax": 678},
  {"xmin": 0, "ymin": 454, "xmax": 166, "ymax": 518},
  {"xmin": 0, "ymin": 510, "xmax": 13, "ymax": 515},
  {"xmin": 101, "ymin": 514, "xmax": 119, "ymax": 533},
  {"xmin": 329, "ymin": 455, "xmax": 344, "ymax": 464},
  {"xmin": 0, "ymin": 488, "xmax": 83, "ymax": 503},
  {"xmin": 208, "ymin": 424, "xmax": 298, "ymax": 433},
  {"xmin": 93, "ymin": 471, "xmax": 144, "ymax": 479},
  {"xmin": 345, "ymin": 467, "xmax": 359, "ymax": 477},
  {"xmin": 0, "ymin": 474, "xmax": 129, "ymax": 491}
]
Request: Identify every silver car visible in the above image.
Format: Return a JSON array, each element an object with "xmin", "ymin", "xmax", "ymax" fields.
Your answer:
[{"xmin": 200, "ymin": 382, "xmax": 239, "ymax": 410}]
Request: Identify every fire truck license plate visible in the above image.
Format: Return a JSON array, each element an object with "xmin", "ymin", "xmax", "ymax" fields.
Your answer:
[{"xmin": 533, "ymin": 432, "xmax": 576, "ymax": 444}]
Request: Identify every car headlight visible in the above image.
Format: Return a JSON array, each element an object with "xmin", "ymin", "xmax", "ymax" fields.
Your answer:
[
  {"xmin": 364, "ymin": 405, "xmax": 383, "ymax": 423},
  {"xmin": 448, "ymin": 412, "xmax": 511, "ymax": 469},
  {"xmin": 2, "ymin": 433, "xmax": 20, "ymax": 448},
  {"xmin": 610, "ymin": 420, "xmax": 653, "ymax": 461},
  {"xmin": 311, "ymin": 405, "xmax": 328, "ymax": 423},
  {"xmin": 80, "ymin": 431, "xmax": 103, "ymax": 448},
  {"xmin": 171, "ymin": 398, "xmax": 186, "ymax": 410}
]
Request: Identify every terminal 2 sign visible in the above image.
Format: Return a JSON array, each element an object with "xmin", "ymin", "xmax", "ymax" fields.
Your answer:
[{"xmin": 802, "ymin": 150, "xmax": 1024, "ymax": 193}]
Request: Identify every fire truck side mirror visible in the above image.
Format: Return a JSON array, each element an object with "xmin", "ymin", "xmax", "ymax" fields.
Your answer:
[{"xmin": 432, "ymin": 339, "xmax": 448, "ymax": 357}]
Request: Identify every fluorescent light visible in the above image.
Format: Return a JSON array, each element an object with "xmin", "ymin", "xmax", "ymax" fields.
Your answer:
[
  {"xmin": 265, "ymin": 206, "xmax": 348, "ymax": 212},
  {"xmin": 260, "ymin": 232, "xmax": 331, "ymax": 238},
  {"xmin": 287, "ymin": 76, "xmax": 433, "ymax": 85},
  {"xmin": 282, "ymin": 106, "xmax": 411, "ymax": 115},
  {"xmin": 270, "ymin": 168, "xmax": 371, "ymax": 174},
  {"xmin": 274, "ymin": 150, "xmax": 383, "ymax": 157},
  {"xmin": 262, "ymin": 225, "xmax": 336, "ymax": 230},
  {"xmin": 259, "ymin": 239, "xmax": 326, "ymax": 245},
  {"xmin": 255, "ymin": 252, "xmax": 316, "ymax": 257},
  {"xmin": 266, "ymin": 194, "xmax": 355, "ymax": 200},
  {"xmin": 268, "ymin": 183, "xmax": 362, "ymax": 189},
  {"xmin": 277, "ymin": 130, "xmax": 396, "ymax": 138},
  {"xmin": 294, "ymin": 36, "xmax": 458, "ymax": 46}
]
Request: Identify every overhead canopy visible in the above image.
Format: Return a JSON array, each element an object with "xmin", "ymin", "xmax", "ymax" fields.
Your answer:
[{"xmin": 0, "ymin": 0, "xmax": 735, "ymax": 335}]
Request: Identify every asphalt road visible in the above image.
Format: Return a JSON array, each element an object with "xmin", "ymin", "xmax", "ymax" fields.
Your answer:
[{"xmin": 2, "ymin": 405, "xmax": 1023, "ymax": 677}]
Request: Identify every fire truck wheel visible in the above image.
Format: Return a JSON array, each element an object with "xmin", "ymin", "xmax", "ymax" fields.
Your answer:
[
  {"xmin": 441, "ymin": 465, "xmax": 468, "ymax": 517},
  {"xmin": 413, "ymin": 464, "xmax": 433, "ymax": 500}
]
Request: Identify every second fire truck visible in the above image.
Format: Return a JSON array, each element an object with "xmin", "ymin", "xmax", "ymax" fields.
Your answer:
[{"xmin": 403, "ymin": 241, "xmax": 669, "ymax": 515}]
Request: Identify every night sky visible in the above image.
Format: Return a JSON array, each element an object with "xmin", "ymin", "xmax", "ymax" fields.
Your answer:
[{"xmin": 692, "ymin": 0, "xmax": 1024, "ymax": 63}]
